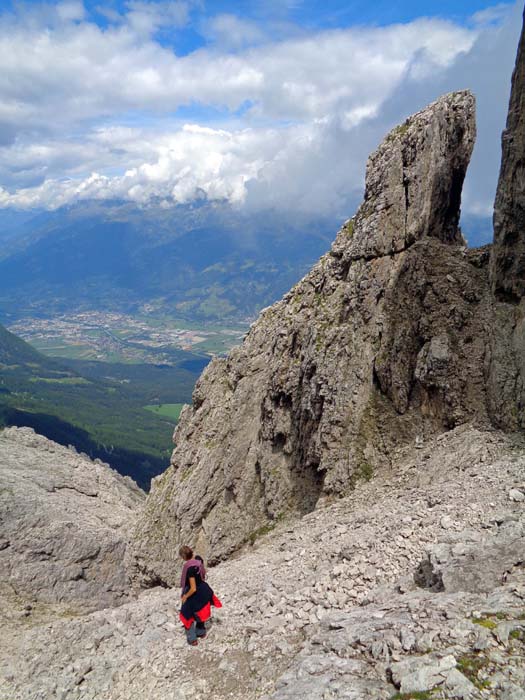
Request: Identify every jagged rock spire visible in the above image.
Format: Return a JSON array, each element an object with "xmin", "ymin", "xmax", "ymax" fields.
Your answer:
[
  {"xmin": 336, "ymin": 91, "xmax": 475, "ymax": 262},
  {"xmin": 491, "ymin": 7, "xmax": 525, "ymax": 302}
]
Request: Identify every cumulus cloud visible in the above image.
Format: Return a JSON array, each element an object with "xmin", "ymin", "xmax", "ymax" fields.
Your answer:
[
  {"xmin": 0, "ymin": 0, "xmax": 520, "ymax": 219},
  {"xmin": 0, "ymin": 11, "xmax": 475, "ymax": 133},
  {"xmin": 0, "ymin": 123, "xmax": 282, "ymax": 208},
  {"xmin": 201, "ymin": 14, "xmax": 267, "ymax": 49},
  {"xmin": 124, "ymin": 1, "xmax": 194, "ymax": 36},
  {"xmin": 56, "ymin": 1, "xmax": 86, "ymax": 22}
]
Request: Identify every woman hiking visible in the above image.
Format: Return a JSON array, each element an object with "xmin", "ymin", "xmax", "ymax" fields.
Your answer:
[{"xmin": 179, "ymin": 545, "xmax": 222, "ymax": 646}]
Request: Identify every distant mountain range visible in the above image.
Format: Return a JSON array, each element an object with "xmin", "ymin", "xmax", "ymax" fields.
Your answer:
[
  {"xmin": 0, "ymin": 201, "xmax": 338, "ymax": 323},
  {"xmin": 0, "ymin": 322, "xmax": 207, "ymax": 488}
]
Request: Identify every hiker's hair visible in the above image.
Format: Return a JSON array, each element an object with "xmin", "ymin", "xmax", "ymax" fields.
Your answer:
[{"xmin": 179, "ymin": 545, "xmax": 193, "ymax": 560}]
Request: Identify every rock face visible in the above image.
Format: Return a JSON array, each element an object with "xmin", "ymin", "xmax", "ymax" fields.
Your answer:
[
  {"xmin": 0, "ymin": 427, "xmax": 144, "ymax": 609},
  {"xmin": 341, "ymin": 91, "xmax": 474, "ymax": 259},
  {"xmin": 132, "ymin": 91, "xmax": 491, "ymax": 579},
  {"xmin": 491, "ymin": 6, "xmax": 525, "ymax": 303},
  {"xmin": 487, "ymin": 16, "xmax": 525, "ymax": 434}
]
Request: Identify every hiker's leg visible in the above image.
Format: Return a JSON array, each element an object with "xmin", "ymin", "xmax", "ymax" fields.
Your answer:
[
  {"xmin": 195, "ymin": 619, "xmax": 206, "ymax": 637},
  {"xmin": 186, "ymin": 622, "xmax": 198, "ymax": 645}
]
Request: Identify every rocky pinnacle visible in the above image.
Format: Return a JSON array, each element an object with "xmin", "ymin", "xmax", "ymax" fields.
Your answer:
[{"xmin": 341, "ymin": 90, "xmax": 475, "ymax": 261}]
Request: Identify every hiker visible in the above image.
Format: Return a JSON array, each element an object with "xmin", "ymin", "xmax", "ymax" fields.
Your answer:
[{"xmin": 179, "ymin": 545, "xmax": 222, "ymax": 646}]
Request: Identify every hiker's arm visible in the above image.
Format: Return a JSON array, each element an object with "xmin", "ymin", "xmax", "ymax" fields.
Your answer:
[{"xmin": 182, "ymin": 576, "xmax": 197, "ymax": 603}]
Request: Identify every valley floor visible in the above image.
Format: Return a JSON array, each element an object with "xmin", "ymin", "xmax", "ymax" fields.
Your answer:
[
  {"xmin": 1, "ymin": 425, "xmax": 524, "ymax": 700},
  {"xmin": 8, "ymin": 312, "xmax": 246, "ymax": 363}
]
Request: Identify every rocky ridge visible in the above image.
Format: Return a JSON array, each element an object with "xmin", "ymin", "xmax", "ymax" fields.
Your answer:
[
  {"xmin": 1, "ymin": 425, "xmax": 524, "ymax": 699},
  {"xmin": 0, "ymin": 427, "xmax": 144, "ymax": 610}
]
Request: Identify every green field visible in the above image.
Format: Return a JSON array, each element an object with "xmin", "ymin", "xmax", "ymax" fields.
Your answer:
[
  {"xmin": 29, "ymin": 376, "xmax": 91, "ymax": 385},
  {"xmin": 30, "ymin": 339, "xmax": 99, "ymax": 360},
  {"xmin": 144, "ymin": 403, "xmax": 185, "ymax": 421},
  {"xmin": 193, "ymin": 335, "xmax": 241, "ymax": 354}
]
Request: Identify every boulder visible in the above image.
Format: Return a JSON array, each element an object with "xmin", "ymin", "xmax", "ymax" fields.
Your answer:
[
  {"xmin": 414, "ymin": 519, "xmax": 525, "ymax": 594},
  {"xmin": 0, "ymin": 427, "xmax": 144, "ymax": 609}
]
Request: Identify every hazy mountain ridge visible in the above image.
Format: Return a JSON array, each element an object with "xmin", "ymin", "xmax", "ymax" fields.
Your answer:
[{"xmin": 0, "ymin": 202, "xmax": 337, "ymax": 323}]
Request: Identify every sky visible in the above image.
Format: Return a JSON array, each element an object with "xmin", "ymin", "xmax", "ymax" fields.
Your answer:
[{"xmin": 0, "ymin": 0, "xmax": 521, "ymax": 224}]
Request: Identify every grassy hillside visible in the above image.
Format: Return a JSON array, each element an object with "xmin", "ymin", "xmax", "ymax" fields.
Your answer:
[
  {"xmin": 0, "ymin": 324, "xmax": 206, "ymax": 489},
  {"xmin": 0, "ymin": 323, "xmax": 43, "ymax": 364}
]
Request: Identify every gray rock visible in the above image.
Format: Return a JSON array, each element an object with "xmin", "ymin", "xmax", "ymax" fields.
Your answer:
[
  {"xmin": 414, "ymin": 520, "xmax": 525, "ymax": 594},
  {"xmin": 0, "ymin": 427, "xmax": 144, "ymax": 609},
  {"xmin": 444, "ymin": 668, "xmax": 477, "ymax": 698},
  {"xmin": 390, "ymin": 653, "xmax": 457, "ymax": 693},
  {"xmin": 343, "ymin": 92, "xmax": 475, "ymax": 260},
  {"xmin": 440, "ymin": 515, "xmax": 455, "ymax": 529},
  {"xmin": 491, "ymin": 6, "xmax": 525, "ymax": 303}
]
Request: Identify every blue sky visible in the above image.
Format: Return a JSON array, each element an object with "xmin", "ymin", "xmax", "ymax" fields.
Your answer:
[{"xmin": 0, "ymin": 0, "xmax": 521, "ymax": 234}]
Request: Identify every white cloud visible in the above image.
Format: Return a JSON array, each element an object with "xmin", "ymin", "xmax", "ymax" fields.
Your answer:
[
  {"xmin": 57, "ymin": 1, "xmax": 86, "ymax": 22},
  {"xmin": 0, "ymin": 1, "xmax": 520, "ymax": 220},
  {"xmin": 202, "ymin": 13, "xmax": 267, "ymax": 49},
  {"xmin": 471, "ymin": 3, "xmax": 513, "ymax": 27},
  {"xmin": 0, "ymin": 10, "xmax": 475, "ymax": 134},
  {"xmin": 125, "ymin": 1, "xmax": 193, "ymax": 36},
  {"xmin": 0, "ymin": 123, "xmax": 282, "ymax": 208}
]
